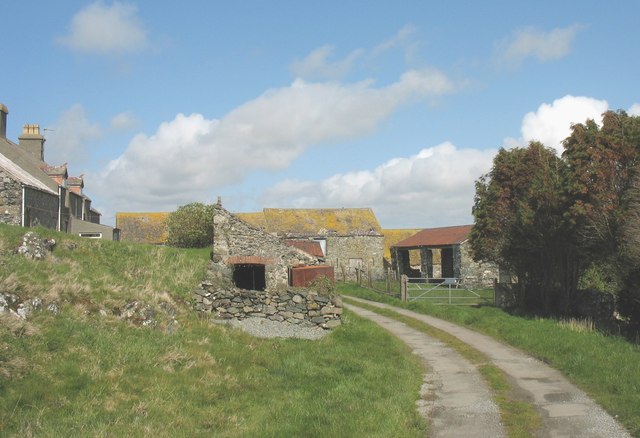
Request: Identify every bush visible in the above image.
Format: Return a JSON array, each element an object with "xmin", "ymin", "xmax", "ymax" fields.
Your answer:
[{"xmin": 166, "ymin": 203, "xmax": 214, "ymax": 248}]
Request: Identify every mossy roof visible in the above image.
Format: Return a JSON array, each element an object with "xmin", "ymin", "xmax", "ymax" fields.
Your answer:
[
  {"xmin": 234, "ymin": 212, "xmax": 268, "ymax": 230},
  {"xmin": 257, "ymin": 208, "xmax": 383, "ymax": 237},
  {"xmin": 115, "ymin": 212, "xmax": 169, "ymax": 244},
  {"xmin": 382, "ymin": 229, "xmax": 422, "ymax": 261}
]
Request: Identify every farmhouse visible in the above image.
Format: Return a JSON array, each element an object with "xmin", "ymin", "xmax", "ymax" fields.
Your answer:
[
  {"xmin": 0, "ymin": 104, "xmax": 117, "ymax": 240},
  {"xmin": 391, "ymin": 224, "xmax": 497, "ymax": 288}
]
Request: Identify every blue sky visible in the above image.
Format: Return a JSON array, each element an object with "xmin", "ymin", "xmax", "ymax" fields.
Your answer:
[{"xmin": 2, "ymin": 1, "xmax": 639, "ymax": 228}]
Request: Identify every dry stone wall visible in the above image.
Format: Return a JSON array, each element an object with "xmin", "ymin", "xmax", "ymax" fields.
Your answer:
[{"xmin": 194, "ymin": 277, "xmax": 342, "ymax": 329}]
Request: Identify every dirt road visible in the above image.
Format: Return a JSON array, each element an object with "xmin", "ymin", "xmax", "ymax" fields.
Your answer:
[{"xmin": 344, "ymin": 297, "xmax": 630, "ymax": 438}]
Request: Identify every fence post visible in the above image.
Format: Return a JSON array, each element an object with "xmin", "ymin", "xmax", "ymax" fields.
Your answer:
[{"xmin": 401, "ymin": 275, "xmax": 408, "ymax": 302}]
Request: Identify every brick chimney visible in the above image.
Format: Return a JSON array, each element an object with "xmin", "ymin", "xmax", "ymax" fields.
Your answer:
[
  {"xmin": 0, "ymin": 104, "xmax": 8, "ymax": 138},
  {"xmin": 66, "ymin": 175, "xmax": 84, "ymax": 195},
  {"xmin": 19, "ymin": 124, "xmax": 45, "ymax": 161}
]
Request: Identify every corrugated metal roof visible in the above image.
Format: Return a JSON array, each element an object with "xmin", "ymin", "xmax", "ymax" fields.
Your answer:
[
  {"xmin": 392, "ymin": 225, "xmax": 473, "ymax": 248},
  {"xmin": 0, "ymin": 152, "xmax": 57, "ymax": 194}
]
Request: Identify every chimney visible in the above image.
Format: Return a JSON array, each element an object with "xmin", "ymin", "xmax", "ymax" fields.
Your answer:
[
  {"xmin": 0, "ymin": 104, "xmax": 7, "ymax": 138},
  {"xmin": 66, "ymin": 175, "xmax": 84, "ymax": 195},
  {"xmin": 19, "ymin": 124, "xmax": 45, "ymax": 161}
]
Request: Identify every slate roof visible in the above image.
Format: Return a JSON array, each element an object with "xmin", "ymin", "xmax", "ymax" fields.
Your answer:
[
  {"xmin": 246, "ymin": 208, "xmax": 383, "ymax": 237},
  {"xmin": 392, "ymin": 225, "xmax": 473, "ymax": 248},
  {"xmin": 0, "ymin": 152, "xmax": 57, "ymax": 194},
  {"xmin": 0, "ymin": 136, "xmax": 59, "ymax": 193}
]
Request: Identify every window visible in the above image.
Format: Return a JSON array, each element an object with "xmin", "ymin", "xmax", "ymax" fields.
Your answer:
[{"xmin": 79, "ymin": 232, "xmax": 102, "ymax": 239}]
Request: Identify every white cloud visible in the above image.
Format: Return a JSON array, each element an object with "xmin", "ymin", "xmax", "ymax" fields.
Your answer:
[
  {"xmin": 629, "ymin": 103, "xmax": 640, "ymax": 116},
  {"xmin": 497, "ymin": 24, "xmax": 585, "ymax": 66},
  {"xmin": 506, "ymin": 95, "xmax": 609, "ymax": 154},
  {"xmin": 57, "ymin": 1, "xmax": 148, "ymax": 55},
  {"xmin": 261, "ymin": 142, "xmax": 496, "ymax": 228},
  {"xmin": 110, "ymin": 111, "xmax": 139, "ymax": 131},
  {"xmin": 45, "ymin": 104, "xmax": 102, "ymax": 165},
  {"xmin": 98, "ymin": 70, "xmax": 458, "ymax": 213},
  {"xmin": 291, "ymin": 45, "xmax": 364, "ymax": 80},
  {"xmin": 373, "ymin": 24, "xmax": 417, "ymax": 55},
  {"xmin": 292, "ymin": 24, "xmax": 419, "ymax": 80}
]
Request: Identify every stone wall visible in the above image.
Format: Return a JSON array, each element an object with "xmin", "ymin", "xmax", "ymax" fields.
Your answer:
[
  {"xmin": 194, "ymin": 280, "xmax": 343, "ymax": 329},
  {"xmin": 326, "ymin": 235, "xmax": 385, "ymax": 282},
  {"xmin": 0, "ymin": 171, "xmax": 22, "ymax": 225},
  {"xmin": 458, "ymin": 241, "xmax": 498, "ymax": 288}
]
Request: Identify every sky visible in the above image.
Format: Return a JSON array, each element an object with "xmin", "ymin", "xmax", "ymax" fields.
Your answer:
[{"xmin": 2, "ymin": 0, "xmax": 639, "ymax": 228}]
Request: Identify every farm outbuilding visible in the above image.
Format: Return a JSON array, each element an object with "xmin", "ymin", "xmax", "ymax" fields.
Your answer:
[{"xmin": 391, "ymin": 225, "xmax": 498, "ymax": 288}]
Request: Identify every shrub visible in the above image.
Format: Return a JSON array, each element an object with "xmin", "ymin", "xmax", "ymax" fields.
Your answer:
[{"xmin": 166, "ymin": 203, "xmax": 214, "ymax": 248}]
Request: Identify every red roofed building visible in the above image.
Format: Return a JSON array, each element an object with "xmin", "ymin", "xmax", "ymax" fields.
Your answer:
[{"xmin": 391, "ymin": 225, "xmax": 497, "ymax": 288}]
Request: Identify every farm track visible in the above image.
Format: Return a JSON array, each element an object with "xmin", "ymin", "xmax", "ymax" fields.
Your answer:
[{"xmin": 343, "ymin": 296, "xmax": 631, "ymax": 438}]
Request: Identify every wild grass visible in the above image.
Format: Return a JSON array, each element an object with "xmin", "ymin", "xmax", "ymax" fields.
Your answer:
[
  {"xmin": 0, "ymin": 225, "xmax": 427, "ymax": 436},
  {"xmin": 0, "ymin": 311, "xmax": 427, "ymax": 436},
  {"xmin": 340, "ymin": 283, "xmax": 640, "ymax": 436}
]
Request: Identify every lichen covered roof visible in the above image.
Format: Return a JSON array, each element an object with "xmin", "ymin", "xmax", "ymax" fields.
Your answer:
[
  {"xmin": 393, "ymin": 225, "xmax": 473, "ymax": 248},
  {"xmin": 262, "ymin": 208, "xmax": 383, "ymax": 237},
  {"xmin": 234, "ymin": 212, "xmax": 267, "ymax": 230},
  {"xmin": 383, "ymin": 229, "xmax": 422, "ymax": 260},
  {"xmin": 115, "ymin": 212, "xmax": 169, "ymax": 244}
]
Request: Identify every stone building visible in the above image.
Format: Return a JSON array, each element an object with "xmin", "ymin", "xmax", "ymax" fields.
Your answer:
[
  {"xmin": 212, "ymin": 204, "xmax": 318, "ymax": 291},
  {"xmin": 391, "ymin": 225, "xmax": 497, "ymax": 288},
  {"xmin": 236, "ymin": 208, "xmax": 385, "ymax": 282},
  {"xmin": 0, "ymin": 103, "xmax": 117, "ymax": 240}
]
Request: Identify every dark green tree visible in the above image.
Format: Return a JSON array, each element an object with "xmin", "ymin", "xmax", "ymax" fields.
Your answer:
[
  {"xmin": 471, "ymin": 142, "xmax": 577, "ymax": 313},
  {"xmin": 166, "ymin": 202, "xmax": 214, "ymax": 248},
  {"xmin": 563, "ymin": 111, "xmax": 640, "ymax": 325}
]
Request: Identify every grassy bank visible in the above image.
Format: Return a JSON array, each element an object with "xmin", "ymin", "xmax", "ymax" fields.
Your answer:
[
  {"xmin": 0, "ymin": 226, "xmax": 426, "ymax": 436},
  {"xmin": 340, "ymin": 283, "xmax": 640, "ymax": 436}
]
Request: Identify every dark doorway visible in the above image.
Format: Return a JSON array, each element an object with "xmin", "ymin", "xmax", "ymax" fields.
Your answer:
[
  {"xmin": 233, "ymin": 264, "xmax": 266, "ymax": 291},
  {"xmin": 441, "ymin": 247, "xmax": 454, "ymax": 278}
]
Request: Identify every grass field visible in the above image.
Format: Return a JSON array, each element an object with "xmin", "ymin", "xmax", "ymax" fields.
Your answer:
[
  {"xmin": 340, "ymin": 283, "xmax": 640, "ymax": 437},
  {"xmin": 0, "ymin": 225, "xmax": 427, "ymax": 437}
]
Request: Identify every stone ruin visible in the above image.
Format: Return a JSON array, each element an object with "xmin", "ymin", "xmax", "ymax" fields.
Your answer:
[{"xmin": 193, "ymin": 204, "xmax": 342, "ymax": 329}]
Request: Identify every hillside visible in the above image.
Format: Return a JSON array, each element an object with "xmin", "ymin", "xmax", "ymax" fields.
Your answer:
[{"xmin": 0, "ymin": 225, "xmax": 426, "ymax": 436}]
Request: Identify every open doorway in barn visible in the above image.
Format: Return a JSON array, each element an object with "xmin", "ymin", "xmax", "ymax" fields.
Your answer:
[{"xmin": 233, "ymin": 264, "xmax": 266, "ymax": 291}]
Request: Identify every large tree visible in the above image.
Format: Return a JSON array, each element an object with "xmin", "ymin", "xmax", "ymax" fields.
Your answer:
[
  {"xmin": 563, "ymin": 110, "xmax": 640, "ymax": 259},
  {"xmin": 471, "ymin": 142, "xmax": 577, "ymax": 313}
]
